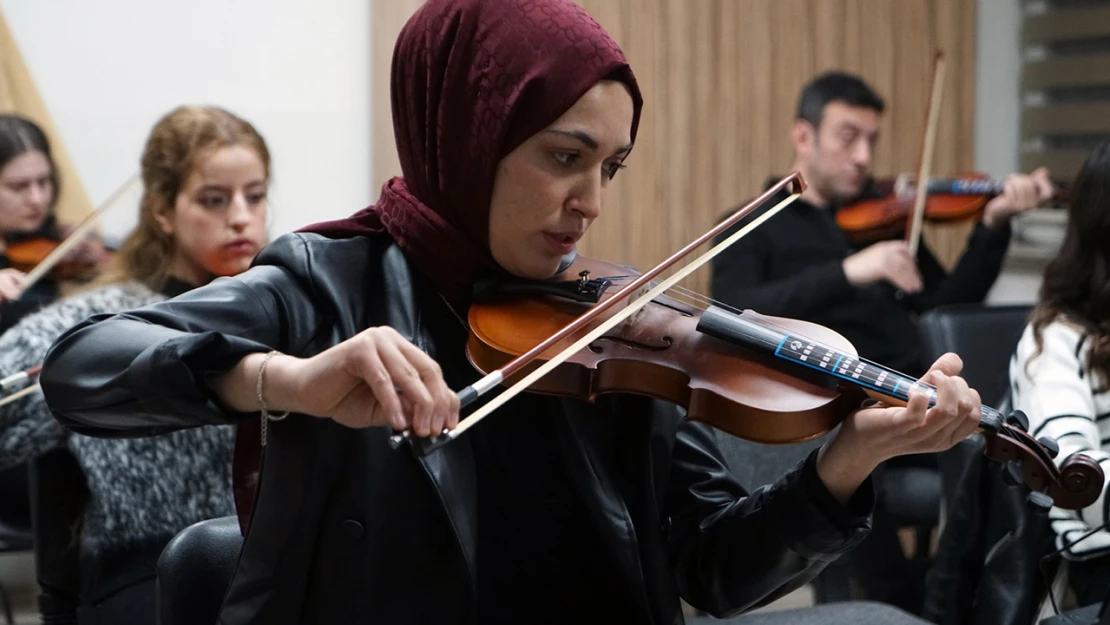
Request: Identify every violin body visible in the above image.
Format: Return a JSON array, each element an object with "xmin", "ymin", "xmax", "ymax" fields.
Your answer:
[
  {"xmin": 465, "ymin": 255, "xmax": 1104, "ymax": 510},
  {"xmin": 836, "ymin": 173, "xmax": 994, "ymax": 246},
  {"xmin": 469, "ymin": 257, "xmax": 858, "ymax": 444},
  {"xmin": 5, "ymin": 234, "xmax": 112, "ymax": 281},
  {"xmin": 2, "ymin": 175, "xmax": 138, "ymax": 287}
]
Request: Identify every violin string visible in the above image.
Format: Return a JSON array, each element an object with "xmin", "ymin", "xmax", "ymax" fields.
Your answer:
[
  {"xmin": 602, "ymin": 274, "xmax": 746, "ymax": 316},
  {"xmin": 603, "ymin": 273, "xmax": 926, "ymax": 385},
  {"xmin": 601, "ymin": 274, "xmax": 833, "ymax": 356}
]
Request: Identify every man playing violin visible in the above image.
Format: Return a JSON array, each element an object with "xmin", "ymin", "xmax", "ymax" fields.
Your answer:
[
  {"xmin": 42, "ymin": 4, "xmax": 993, "ymax": 624},
  {"xmin": 710, "ymin": 71, "xmax": 1053, "ymax": 380},
  {"xmin": 709, "ymin": 71, "xmax": 1054, "ymax": 614}
]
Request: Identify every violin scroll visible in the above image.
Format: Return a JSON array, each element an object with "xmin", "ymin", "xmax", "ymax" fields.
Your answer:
[{"xmin": 979, "ymin": 410, "xmax": 1104, "ymax": 511}]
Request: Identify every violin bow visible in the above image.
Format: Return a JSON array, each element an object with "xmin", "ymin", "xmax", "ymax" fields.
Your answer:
[
  {"xmin": 905, "ymin": 51, "xmax": 947, "ymax": 257},
  {"xmin": 0, "ymin": 364, "xmax": 42, "ymax": 408},
  {"xmin": 391, "ymin": 172, "xmax": 807, "ymax": 453},
  {"xmin": 0, "ymin": 384, "xmax": 40, "ymax": 408},
  {"xmin": 19, "ymin": 172, "xmax": 141, "ymax": 295}
]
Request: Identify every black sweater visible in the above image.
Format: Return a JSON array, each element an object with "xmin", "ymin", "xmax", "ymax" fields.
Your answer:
[{"xmin": 709, "ymin": 183, "xmax": 1012, "ymax": 378}]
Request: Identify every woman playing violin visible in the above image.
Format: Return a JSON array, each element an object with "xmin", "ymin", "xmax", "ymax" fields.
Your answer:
[
  {"xmin": 0, "ymin": 114, "xmax": 65, "ymax": 332},
  {"xmin": 1011, "ymin": 140, "xmax": 1110, "ymax": 607},
  {"xmin": 42, "ymin": 2, "xmax": 982, "ymax": 623},
  {"xmin": 1, "ymin": 105, "xmax": 270, "ymax": 624},
  {"xmin": 0, "ymin": 114, "xmax": 112, "ymax": 334}
]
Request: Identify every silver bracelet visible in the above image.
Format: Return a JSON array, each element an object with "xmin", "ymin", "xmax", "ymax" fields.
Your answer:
[{"xmin": 257, "ymin": 350, "xmax": 290, "ymax": 422}]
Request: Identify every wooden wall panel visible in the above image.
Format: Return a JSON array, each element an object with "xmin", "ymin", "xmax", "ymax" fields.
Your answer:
[{"xmin": 372, "ymin": 1, "xmax": 978, "ymax": 294}]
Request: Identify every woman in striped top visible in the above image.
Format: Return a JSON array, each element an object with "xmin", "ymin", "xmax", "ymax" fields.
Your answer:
[{"xmin": 1011, "ymin": 139, "xmax": 1110, "ymax": 606}]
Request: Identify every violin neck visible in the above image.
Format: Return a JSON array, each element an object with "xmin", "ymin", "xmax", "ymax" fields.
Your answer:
[
  {"xmin": 925, "ymin": 177, "xmax": 1004, "ymax": 196},
  {"xmin": 696, "ymin": 306, "xmax": 1005, "ymax": 430}
]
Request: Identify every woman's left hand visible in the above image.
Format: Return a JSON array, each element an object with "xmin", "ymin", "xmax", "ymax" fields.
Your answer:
[{"xmin": 816, "ymin": 352, "xmax": 982, "ymax": 504}]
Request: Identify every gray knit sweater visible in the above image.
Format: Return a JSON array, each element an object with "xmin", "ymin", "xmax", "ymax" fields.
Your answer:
[{"xmin": 0, "ymin": 281, "xmax": 235, "ymax": 566}]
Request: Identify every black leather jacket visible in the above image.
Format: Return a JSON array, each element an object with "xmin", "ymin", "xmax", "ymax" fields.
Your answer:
[
  {"xmin": 923, "ymin": 436, "xmax": 1055, "ymax": 625},
  {"xmin": 42, "ymin": 233, "xmax": 874, "ymax": 624}
]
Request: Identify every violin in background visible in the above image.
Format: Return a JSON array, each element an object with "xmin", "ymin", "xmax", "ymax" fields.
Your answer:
[
  {"xmin": 2, "ymin": 173, "xmax": 137, "ymax": 299},
  {"xmin": 388, "ymin": 173, "xmax": 1103, "ymax": 513},
  {"xmin": 5, "ymin": 228, "xmax": 114, "ymax": 282},
  {"xmin": 836, "ymin": 169, "xmax": 1067, "ymax": 246}
]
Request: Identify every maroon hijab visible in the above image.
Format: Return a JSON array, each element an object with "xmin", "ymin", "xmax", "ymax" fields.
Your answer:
[{"xmin": 300, "ymin": 0, "xmax": 643, "ymax": 304}]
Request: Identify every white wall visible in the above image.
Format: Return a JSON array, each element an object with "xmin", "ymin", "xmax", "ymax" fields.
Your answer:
[
  {"xmin": 0, "ymin": 0, "xmax": 372, "ymax": 241},
  {"xmin": 974, "ymin": 0, "xmax": 1022, "ymax": 180},
  {"xmin": 975, "ymin": 0, "xmax": 1044, "ymax": 305}
]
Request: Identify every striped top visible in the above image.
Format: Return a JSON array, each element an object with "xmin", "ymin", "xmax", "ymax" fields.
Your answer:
[{"xmin": 1011, "ymin": 320, "xmax": 1110, "ymax": 559}]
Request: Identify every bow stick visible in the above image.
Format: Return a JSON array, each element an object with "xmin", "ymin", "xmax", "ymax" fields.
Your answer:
[
  {"xmin": 391, "ymin": 171, "xmax": 806, "ymax": 454},
  {"xmin": 18, "ymin": 172, "xmax": 141, "ymax": 295},
  {"xmin": 905, "ymin": 51, "xmax": 947, "ymax": 257}
]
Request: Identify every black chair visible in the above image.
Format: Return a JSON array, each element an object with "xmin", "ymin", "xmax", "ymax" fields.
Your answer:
[
  {"xmin": 918, "ymin": 302, "xmax": 1034, "ymax": 529},
  {"xmin": 881, "ymin": 462, "xmax": 941, "ymax": 563},
  {"xmin": 156, "ymin": 516, "xmax": 242, "ymax": 625},
  {"xmin": 884, "ymin": 304, "xmax": 1036, "ymax": 596},
  {"xmin": 917, "ymin": 303, "xmax": 1058, "ymax": 625},
  {"xmin": 0, "ymin": 463, "xmax": 35, "ymax": 625},
  {"xmin": 919, "ymin": 302, "xmax": 1035, "ymax": 527},
  {"xmin": 918, "ymin": 303, "xmax": 1033, "ymax": 407},
  {"xmin": 29, "ymin": 448, "xmax": 88, "ymax": 625},
  {"xmin": 922, "ymin": 404, "xmax": 1057, "ymax": 625}
]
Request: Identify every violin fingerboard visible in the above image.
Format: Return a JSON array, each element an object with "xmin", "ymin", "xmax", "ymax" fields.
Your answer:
[
  {"xmin": 773, "ymin": 335, "xmax": 934, "ymax": 405},
  {"xmin": 696, "ymin": 306, "xmax": 1004, "ymax": 426}
]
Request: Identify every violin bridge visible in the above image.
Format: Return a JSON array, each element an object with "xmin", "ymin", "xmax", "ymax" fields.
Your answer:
[{"xmin": 623, "ymin": 283, "xmax": 653, "ymax": 326}]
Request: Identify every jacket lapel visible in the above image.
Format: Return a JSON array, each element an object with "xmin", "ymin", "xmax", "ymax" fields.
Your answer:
[
  {"xmin": 380, "ymin": 245, "xmax": 480, "ymax": 595},
  {"xmin": 556, "ymin": 398, "xmax": 656, "ymax": 624}
]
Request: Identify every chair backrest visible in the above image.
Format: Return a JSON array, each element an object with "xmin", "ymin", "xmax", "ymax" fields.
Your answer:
[
  {"xmin": 29, "ymin": 449, "xmax": 88, "ymax": 625},
  {"xmin": 919, "ymin": 303, "xmax": 1034, "ymax": 517},
  {"xmin": 156, "ymin": 516, "xmax": 243, "ymax": 625},
  {"xmin": 920, "ymin": 303, "xmax": 1053, "ymax": 625},
  {"xmin": 919, "ymin": 303, "xmax": 1033, "ymax": 406}
]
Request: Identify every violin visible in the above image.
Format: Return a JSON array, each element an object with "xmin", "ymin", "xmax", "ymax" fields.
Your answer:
[
  {"xmin": 5, "ymin": 233, "xmax": 112, "ymax": 281},
  {"xmin": 1, "ymin": 173, "xmax": 138, "ymax": 299},
  {"xmin": 384, "ymin": 172, "xmax": 1102, "ymax": 511},
  {"xmin": 459, "ymin": 255, "xmax": 1102, "ymax": 510},
  {"xmin": 836, "ymin": 172, "xmax": 1069, "ymax": 246}
]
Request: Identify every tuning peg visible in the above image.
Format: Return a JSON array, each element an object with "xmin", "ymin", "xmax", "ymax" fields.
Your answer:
[
  {"xmin": 1027, "ymin": 491, "xmax": 1054, "ymax": 515},
  {"xmin": 1002, "ymin": 461, "xmax": 1024, "ymax": 487},
  {"xmin": 1037, "ymin": 436, "xmax": 1061, "ymax": 460},
  {"xmin": 1006, "ymin": 410, "xmax": 1030, "ymax": 432}
]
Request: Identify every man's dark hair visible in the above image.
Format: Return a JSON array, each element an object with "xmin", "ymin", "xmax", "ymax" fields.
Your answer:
[{"xmin": 795, "ymin": 71, "xmax": 885, "ymax": 128}]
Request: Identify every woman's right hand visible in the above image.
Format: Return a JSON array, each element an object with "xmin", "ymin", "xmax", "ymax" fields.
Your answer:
[
  {"xmin": 263, "ymin": 327, "xmax": 460, "ymax": 435},
  {"xmin": 0, "ymin": 268, "xmax": 27, "ymax": 304}
]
